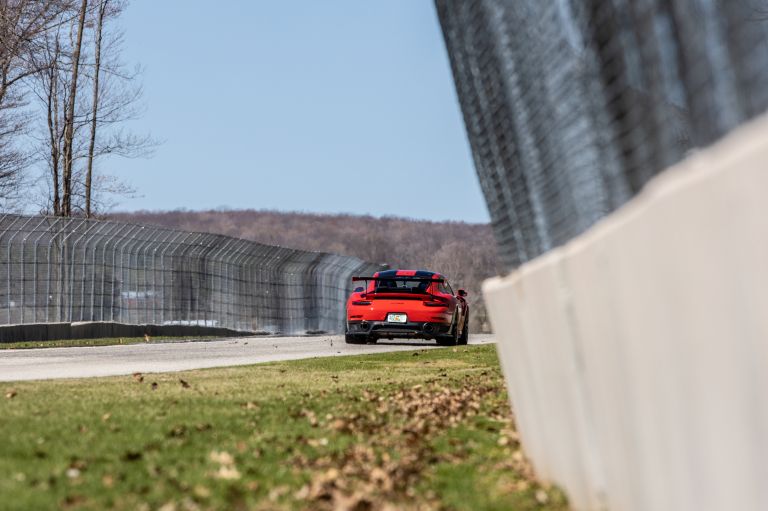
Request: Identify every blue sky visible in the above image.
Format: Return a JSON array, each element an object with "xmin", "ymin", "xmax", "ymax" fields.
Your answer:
[{"xmin": 109, "ymin": 1, "xmax": 489, "ymax": 223}]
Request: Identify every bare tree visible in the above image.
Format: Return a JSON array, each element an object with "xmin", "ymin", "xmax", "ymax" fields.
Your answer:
[
  {"xmin": 84, "ymin": 0, "xmax": 106, "ymax": 217},
  {"xmin": 48, "ymin": 41, "xmax": 62, "ymax": 213},
  {"xmin": 0, "ymin": 109, "xmax": 28, "ymax": 207},
  {"xmin": 0, "ymin": 1, "xmax": 65, "ymax": 105},
  {"xmin": 32, "ymin": 0, "xmax": 153, "ymax": 217},
  {"xmin": 59, "ymin": 0, "xmax": 87, "ymax": 216},
  {"xmin": 0, "ymin": 0, "xmax": 70, "ymax": 210}
]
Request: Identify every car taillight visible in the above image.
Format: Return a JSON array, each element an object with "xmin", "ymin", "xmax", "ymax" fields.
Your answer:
[
  {"xmin": 352, "ymin": 300, "xmax": 372, "ymax": 306},
  {"xmin": 424, "ymin": 301, "xmax": 448, "ymax": 307}
]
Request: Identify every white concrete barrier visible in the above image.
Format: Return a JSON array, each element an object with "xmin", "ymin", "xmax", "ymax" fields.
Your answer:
[{"xmin": 484, "ymin": 113, "xmax": 768, "ymax": 511}]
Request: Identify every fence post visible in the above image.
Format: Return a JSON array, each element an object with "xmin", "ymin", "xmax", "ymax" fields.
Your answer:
[
  {"xmin": 138, "ymin": 228, "xmax": 161, "ymax": 325},
  {"xmin": 111, "ymin": 224, "xmax": 144, "ymax": 323},
  {"xmin": 165, "ymin": 231, "xmax": 194, "ymax": 325},
  {"xmin": 40, "ymin": 217, "xmax": 61, "ymax": 323},
  {"xmin": 229, "ymin": 239, "xmax": 249, "ymax": 329},
  {"xmin": 234, "ymin": 242, "xmax": 253, "ymax": 331},
  {"xmin": 18, "ymin": 217, "xmax": 50, "ymax": 324},
  {"xmin": 67, "ymin": 220, "xmax": 101, "ymax": 322},
  {"xmin": 5, "ymin": 216, "xmax": 34, "ymax": 324},
  {"xmin": 87, "ymin": 222, "xmax": 120, "ymax": 322},
  {"xmin": 45, "ymin": 218, "xmax": 75, "ymax": 323},
  {"xmin": 100, "ymin": 223, "xmax": 131, "ymax": 322},
  {"xmin": 29, "ymin": 217, "xmax": 57, "ymax": 323},
  {"xmin": 206, "ymin": 237, "xmax": 233, "ymax": 328},
  {"xmin": 148, "ymin": 229, "xmax": 173, "ymax": 326},
  {"xmin": 55, "ymin": 219, "xmax": 91, "ymax": 323},
  {"xmin": 190, "ymin": 233, "xmax": 207, "ymax": 325},
  {"xmin": 246, "ymin": 245, "xmax": 258, "ymax": 331},
  {"xmin": 158, "ymin": 230, "xmax": 186, "ymax": 325}
]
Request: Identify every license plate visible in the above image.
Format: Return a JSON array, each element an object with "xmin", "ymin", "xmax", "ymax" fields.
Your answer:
[{"xmin": 386, "ymin": 313, "xmax": 407, "ymax": 323}]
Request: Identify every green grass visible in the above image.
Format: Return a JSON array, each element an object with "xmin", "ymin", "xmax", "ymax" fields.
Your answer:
[
  {"xmin": 0, "ymin": 345, "xmax": 567, "ymax": 511},
  {"xmin": 0, "ymin": 336, "xmax": 224, "ymax": 350}
]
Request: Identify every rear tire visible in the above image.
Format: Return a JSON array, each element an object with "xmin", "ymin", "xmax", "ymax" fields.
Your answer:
[{"xmin": 436, "ymin": 317, "xmax": 459, "ymax": 346}]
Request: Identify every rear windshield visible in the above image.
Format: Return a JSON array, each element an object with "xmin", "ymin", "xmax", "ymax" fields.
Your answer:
[{"xmin": 374, "ymin": 279, "xmax": 432, "ymax": 293}]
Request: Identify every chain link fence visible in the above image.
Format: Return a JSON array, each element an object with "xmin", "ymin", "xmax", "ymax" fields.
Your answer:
[
  {"xmin": 436, "ymin": 0, "xmax": 768, "ymax": 269},
  {"xmin": 0, "ymin": 214, "xmax": 382, "ymax": 334}
]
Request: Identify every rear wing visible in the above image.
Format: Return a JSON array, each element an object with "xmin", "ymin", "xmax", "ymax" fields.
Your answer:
[{"xmin": 352, "ymin": 276, "xmax": 445, "ymax": 283}]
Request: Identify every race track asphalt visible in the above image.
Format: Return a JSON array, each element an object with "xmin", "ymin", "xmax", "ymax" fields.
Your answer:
[{"xmin": 0, "ymin": 334, "xmax": 495, "ymax": 382}]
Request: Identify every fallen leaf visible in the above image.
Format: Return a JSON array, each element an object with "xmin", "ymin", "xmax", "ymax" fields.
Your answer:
[
  {"xmin": 307, "ymin": 437, "xmax": 329, "ymax": 447},
  {"xmin": 294, "ymin": 484, "xmax": 310, "ymax": 500},
  {"xmin": 213, "ymin": 465, "xmax": 240, "ymax": 480},
  {"xmin": 209, "ymin": 451, "xmax": 234, "ymax": 465},
  {"xmin": 300, "ymin": 409, "xmax": 319, "ymax": 427},
  {"xmin": 193, "ymin": 485, "xmax": 211, "ymax": 499},
  {"xmin": 268, "ymin": 485, "xmax": 289, "ymax": 501},
  {"xmin": 328, "ymin": 419, "xmax": 345, "ymax": 433}
]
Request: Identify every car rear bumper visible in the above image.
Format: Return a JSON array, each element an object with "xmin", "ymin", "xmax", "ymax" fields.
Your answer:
[{"xmin": 346, "ymin": 320, "xmax": 451, "ymax": 339}]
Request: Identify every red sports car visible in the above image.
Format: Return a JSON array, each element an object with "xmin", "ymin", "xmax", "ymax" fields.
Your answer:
[{"xmin": 345, "ymin": 269, "xmax": 469, "ymax": 345}]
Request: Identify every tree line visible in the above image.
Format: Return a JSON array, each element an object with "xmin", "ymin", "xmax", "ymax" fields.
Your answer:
[{"xmin": 0, "ymin": 0, "xmax": 150, "ymax": 216}]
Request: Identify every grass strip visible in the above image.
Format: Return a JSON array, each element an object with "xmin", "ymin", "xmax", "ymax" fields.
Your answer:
[{"xmin": 0, "ymin": 345, "xmax": 567, "ymax": 510}]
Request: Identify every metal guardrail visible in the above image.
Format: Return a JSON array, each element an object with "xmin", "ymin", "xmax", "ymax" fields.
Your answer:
[{"xmin": 0, "ymin": 214, "xmax": 383, "ymax": 334}]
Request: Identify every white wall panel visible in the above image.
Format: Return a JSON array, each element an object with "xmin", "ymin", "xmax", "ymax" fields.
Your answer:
[{"xmin": 483, "ymin": 113, "xmax": 768, "ymax": 511}]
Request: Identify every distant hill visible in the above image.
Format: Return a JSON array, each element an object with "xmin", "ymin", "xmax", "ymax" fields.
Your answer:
[{"xmin": 109, "ymin": 210, "xmax": 501, "ymax": 332}]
